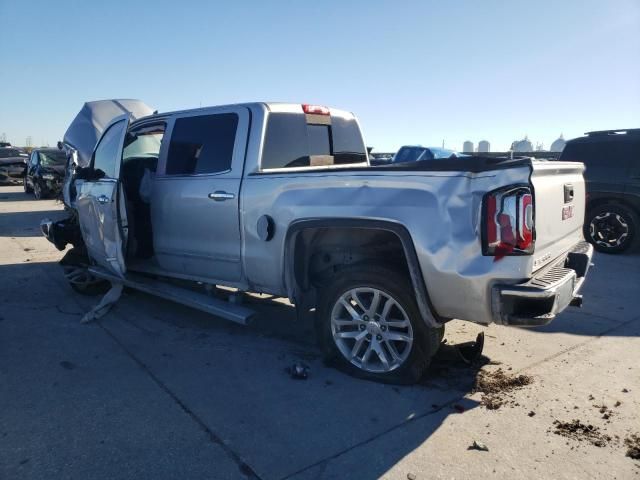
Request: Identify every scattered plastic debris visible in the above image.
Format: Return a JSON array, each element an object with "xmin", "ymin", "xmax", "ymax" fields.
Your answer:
[
  {"xmin": 81, "ymin": 283, "xmax": 123, "ymax": 324},
  {"xmin": 287, "ymin": 362, "xmax": 309, "ymax": 380},
  {"xmin": 456, "ymin": 332, "xmax": 485, "ymax": 365},
  {"xmin": 469, "ymin": 440, "xmax": 489, "ymax": 451}
]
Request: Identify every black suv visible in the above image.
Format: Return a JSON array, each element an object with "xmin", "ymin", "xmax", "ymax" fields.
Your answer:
[{"xmin": 560, "ymin": 129, "xmax": 640, "ymax": 253}]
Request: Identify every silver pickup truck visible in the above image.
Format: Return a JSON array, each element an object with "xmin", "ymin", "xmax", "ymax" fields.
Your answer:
[{"xmin": 42, "ymin": 100, "xmax": 593, "ymax": 383}]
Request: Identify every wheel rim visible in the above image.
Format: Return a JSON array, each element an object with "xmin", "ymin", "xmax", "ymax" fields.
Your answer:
[
  {"xmin": 63, "ymin": 265, "xmax": 102, "ymax": 289},
  {"xmin": 23, "ymin": 177, "xmax": 27, "ymax": 191},
  {"xmin": 34, "ymin": 183, "xmax": 41, "ymax": 199},
  {"xmin": 330, "ymin": 287, "xmax": 414, "ymax": 373},
  {"xmin": 589, "ymin": 212, "xmax": 629, "ymax": 249}
]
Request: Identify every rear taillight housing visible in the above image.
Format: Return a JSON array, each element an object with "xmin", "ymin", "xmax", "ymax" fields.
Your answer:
[{"xmin": 483, "ymin": 186, "xmax": 535, "ymax": 259}]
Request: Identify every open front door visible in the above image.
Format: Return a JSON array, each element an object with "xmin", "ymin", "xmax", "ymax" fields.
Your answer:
[{"xmin": 76, "ymin": 114, "xmax": 130, "ymax": 277}]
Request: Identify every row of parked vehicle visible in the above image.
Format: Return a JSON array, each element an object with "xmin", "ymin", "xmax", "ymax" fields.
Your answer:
[{"xmin": 4, "ymin": 124, "xmax": 638, "ymax": 255}]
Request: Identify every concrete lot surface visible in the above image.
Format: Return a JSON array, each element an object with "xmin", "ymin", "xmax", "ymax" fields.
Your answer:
[{"xmin": 1, "ymin": 185, "xmax": 639, "ymax": 479}]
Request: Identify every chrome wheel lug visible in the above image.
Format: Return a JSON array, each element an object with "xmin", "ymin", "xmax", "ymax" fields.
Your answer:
[
  {"xmin": 380, "ymin": 325, "xmax": 387, "ymax": 331},
  {"xmin": 359, "ymin": 324, "xmax": 366, "ymax": 331},
  {"xmin": 376, "ymin": 334, "xmax": 382, "ymax": 341},
  {"xmin": 366, "ymin": 334, "xmax": 372, "ymax": 340}
]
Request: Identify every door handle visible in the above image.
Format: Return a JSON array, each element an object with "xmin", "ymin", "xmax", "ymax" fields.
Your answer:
[
  {"xmin": 97, "ymin": 195, "xmax": 110, "ymax": 204},
  {"xmin": 208, "ymin": 191, "xmax": 235, "ymax": 201}
]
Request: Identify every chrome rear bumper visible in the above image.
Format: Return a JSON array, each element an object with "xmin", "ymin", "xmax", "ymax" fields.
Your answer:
[{"xmin": 493, "ymin": 241, "xmax": 593, "ymax": 326}]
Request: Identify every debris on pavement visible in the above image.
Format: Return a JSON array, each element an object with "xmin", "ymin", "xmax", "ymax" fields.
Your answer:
[
  {"xmin": 286, "ymin": 362, "xmax": 309, "ymax": 380},
  {"xmin": 473, "ymin": 368, "xmax": 533, "ymax": 410},
  {"xmin": 528, "ymin": 411, "xmax": 536, "ymax": 417},
  {"xmin": 80, "ymin": 283, "xmax": 123, "ymax": 324},
  {"xmin": 594, "ymin": 404, "xmax": 614, "ymax": 420},
  {"xmin": 551, "ymin": 419, "xmax": 612, "ymax": 447},
  {"xmin": 406, "ymin": 473, "xmax": 417, "ymax": 480},
  {"xmin": 625, "ymin": 434, "xmax": 640, "ymax": 460},
  {"xmin": 469, "ymin": 440, "xmax": 489, "ymax": 452},
  {"xmin": 455, "ymin": 332, "xmax": 485, "ymax": 365}
]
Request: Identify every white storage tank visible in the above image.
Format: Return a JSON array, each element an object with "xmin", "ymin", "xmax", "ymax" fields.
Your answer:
[
  {"xmin": 550, "ymin": 134, "xmax": 566, "ymax": 152},
  {"xmin": 478, "ymin": 140, "xmax": 490, "ymax": 152},
  {"xmin": 462, "ymin": 141, "xmax": 474, "ymax": 153}
]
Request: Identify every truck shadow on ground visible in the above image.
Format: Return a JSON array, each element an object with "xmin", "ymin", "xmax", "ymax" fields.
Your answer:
[
  {"xmin": 520, "ymin": 251, "xmax": 640, "ymax": 338},
  {"xmin": 1, "ymin": 260, "xmax": 486, "ymax": 479}
]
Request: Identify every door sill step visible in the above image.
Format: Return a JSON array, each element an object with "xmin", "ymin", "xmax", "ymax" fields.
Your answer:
[{"xmin": 88, "ymin": 267, "xmax": 255, "ymax": 325}]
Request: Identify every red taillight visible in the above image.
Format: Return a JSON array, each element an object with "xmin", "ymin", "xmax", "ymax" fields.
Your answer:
[
  {"xmin": 302, "ymin": 104, "xmax": 330, "ymax": 115},
  {"xmin": 484, "ymin": 187, "xmax": 535, "ymax": 259}
]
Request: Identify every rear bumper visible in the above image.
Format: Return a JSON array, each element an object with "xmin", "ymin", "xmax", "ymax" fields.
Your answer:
[{"xmin": 492, "ymin": 241, "xmax": 593, "ymax": 326}]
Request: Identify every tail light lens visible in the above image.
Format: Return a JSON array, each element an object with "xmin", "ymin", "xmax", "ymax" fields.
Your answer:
[{"xmin": 483, "ymin": 186, "xmax": 534, "ymax": 259}]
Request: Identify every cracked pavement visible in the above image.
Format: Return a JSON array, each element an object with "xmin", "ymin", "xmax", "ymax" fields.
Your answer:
[{"xmin": 1, "ymin": 185, "xmax": 639, "ymax": 479}]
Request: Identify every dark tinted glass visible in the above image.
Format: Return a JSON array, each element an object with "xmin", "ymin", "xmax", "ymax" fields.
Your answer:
[
  {"xmin": 560, "ymin": 140, "xmax": 636, "ymax": 167},
  {"xmin": 307, "ymin": 125, "xmax": 331, "ymax": 155},
  {"xmin": 166, "ymin": 113, "xmax": 238, "ymax": 175},
  {"xmin": 261, "ymin": 113, "xmax": 366, "ymax": 169}
]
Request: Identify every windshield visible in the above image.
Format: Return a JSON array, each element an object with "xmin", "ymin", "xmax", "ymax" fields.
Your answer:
[
  {"xmin": 123, "ymin": 130, "xmax": 164, "ymax": 161},
  {"xmin": 392, "ymin": 147, "xmax": 429, "ymax": 163},
  {"xmin": 392, "ymin": 146, "xmax": 464, "ymax": 163},
  {"xmin": 38, "ymin": 151, "xmax": 67, "ymax": 166}
]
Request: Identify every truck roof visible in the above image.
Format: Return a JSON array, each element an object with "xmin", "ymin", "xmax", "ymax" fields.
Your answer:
[{"xmin": 132, "ymin": 102, "xmax": 356, "ymax": 125}]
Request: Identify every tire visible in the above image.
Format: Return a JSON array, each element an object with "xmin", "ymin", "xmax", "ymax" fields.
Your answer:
[
  {"xmin": 33, "ymin": 181, "xmax": 45, "ymax": 200},
  {"xmin": 23, "ymin": 176, "xmax": 32, "ymax": 193},
  {"xmin": 317, "ymin": 266, "xmax": 439, "ymax": 384},
  {"xmin": 585, "ymin": 203, "xmax": 637, "ymax": 254},
  {"xmin": 61, "ymin": 248, "xmax": 111, "ymax": 296}
]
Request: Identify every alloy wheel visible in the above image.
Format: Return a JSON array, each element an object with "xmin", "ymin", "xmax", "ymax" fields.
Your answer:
[
  {"xmin": 330, "ymin": 287, "xmax": 414, "ymax": 373},
  {"xmin": 589, "ymin": 212, "xmax": 629, "ymax": 249}
]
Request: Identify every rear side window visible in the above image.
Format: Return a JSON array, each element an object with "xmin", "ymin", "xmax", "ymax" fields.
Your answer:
[
  {"xmin": 166, "ymin": 113, "xmax": 238, "ymax": 175},
  {"xmin": 261, "ymin": 112, "xmax": 367, "ymax": 169}
]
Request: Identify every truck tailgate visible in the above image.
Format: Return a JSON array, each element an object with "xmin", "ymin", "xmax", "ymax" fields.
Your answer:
[{"xmin": 530, "ymin": 160, "xmax": 586, "ymax": 271}]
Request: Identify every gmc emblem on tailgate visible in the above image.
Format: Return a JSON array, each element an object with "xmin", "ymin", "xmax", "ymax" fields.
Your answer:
[{"xmin": 562, "ymin": 205, "xmax": 574, "ymax": 220}]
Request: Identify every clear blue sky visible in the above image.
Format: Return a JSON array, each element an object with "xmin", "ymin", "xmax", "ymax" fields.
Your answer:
[{"xmin": 1, "ymin": 0, "xmax": 638, "ymax": 151}]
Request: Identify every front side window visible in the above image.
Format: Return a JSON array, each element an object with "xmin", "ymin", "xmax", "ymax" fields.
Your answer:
[
  {"xmin": 93, "ymin": 119, "xmax": 127, "ymax": 179},
  {"xmin": 123, "ymin": 124, "xmax": 165, "ymax": 161},
  {"xmin": 165, "ymin": 113, "xmax": 238, "ymax": 175}
]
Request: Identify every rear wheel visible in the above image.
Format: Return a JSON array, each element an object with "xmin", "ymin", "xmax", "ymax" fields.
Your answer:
[
  {"xmin": 33, "ymin": 182, "xmax": 45, "ymax": 200},
  {"xmin": 317, "ymin": 266, "xmax": 439, "ymax": 384},
  {"xmin": 586, "ymin": 204, "xmax": 637, "ymax": 253}
]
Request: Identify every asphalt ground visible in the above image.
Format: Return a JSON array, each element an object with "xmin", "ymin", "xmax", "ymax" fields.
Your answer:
[{"xmin": 1, "ymin": 185, "xmax": 639, "ymax": 479}]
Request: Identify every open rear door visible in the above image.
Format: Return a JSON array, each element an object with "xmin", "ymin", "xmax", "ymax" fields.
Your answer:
[{"xmin": 75, "ymin": 114, "xmax": 130, "ymax": 277}]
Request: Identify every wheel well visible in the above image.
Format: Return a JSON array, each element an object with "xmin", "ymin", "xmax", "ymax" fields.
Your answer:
[
  {"xmin": 297, "ymin": 227, "xmax": 410, "ymax": 289},
  {"xmin": 284, "ymin": 221, "xmax": 443, "ymax": 328}
]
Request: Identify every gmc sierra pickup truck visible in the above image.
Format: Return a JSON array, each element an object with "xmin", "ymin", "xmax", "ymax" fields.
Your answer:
[{"xmin": 42, "ymin": 100, "xmax": 593, "ymax": 383}]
